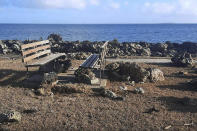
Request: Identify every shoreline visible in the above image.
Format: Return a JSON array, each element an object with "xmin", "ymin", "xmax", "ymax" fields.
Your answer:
[{"xmin": 1, "ymin": 34, "xmax": 197, "ymax": 59}]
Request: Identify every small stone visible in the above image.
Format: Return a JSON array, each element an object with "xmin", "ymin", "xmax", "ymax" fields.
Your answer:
[
  {"xmin": 178, "ymin": 71, "xmax": 188, "ymax": 75},
  {"xmin": 126, "ymin": 81, "xmax": 135, "ymax": 86},
  {"xmin": 119, "ymin": 86, "xmax": 127, "ymax": 91},
  {"xmin": 36, "ymin": 88, "xmax": 45, "ymax": 96},
  {"xmin": 134, "ymin": 87, "xmax": 145, "ymax": 94},
  {"xmin": 0, "ymin": 111, "xmax": 21, "ymax": 123}
]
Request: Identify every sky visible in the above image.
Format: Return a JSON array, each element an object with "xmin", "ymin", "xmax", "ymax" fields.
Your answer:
[{"xmin": 0, "ymin": 0, "xmax": 197, "ymax": 24}]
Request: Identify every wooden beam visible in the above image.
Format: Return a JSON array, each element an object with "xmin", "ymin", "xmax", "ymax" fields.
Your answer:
[
  {"xmin": 23, "ymin": 49, "xmax": 51, "ymax": 63},
  {"xmin": 21, "ymin": 40, "xmax": 49, "ymax": 50},
  {"xmin": 22, "ymin": 45, "xmax": 50, "ymax": 56}
]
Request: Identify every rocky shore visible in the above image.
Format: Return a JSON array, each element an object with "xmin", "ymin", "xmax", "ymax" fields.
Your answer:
[{"xmin": 1, "ymin": 34, "xmax": 197, "ymax": 60}]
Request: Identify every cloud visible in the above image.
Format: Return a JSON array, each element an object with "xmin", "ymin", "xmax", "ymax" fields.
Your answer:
[
  {"xmin": 144, "ymin": 0, "xmax": 197, "ymax": 16},
  {"xmin": 110, "ymin": 2, "xmax": 120, "ymax": 9},
  {"xmin": 0, "ymin": 0, "xmax": 87, "ymax": 9},
  {"xmin": 89, "ymin": 0, "xmax": 99, "ymax": 6}
]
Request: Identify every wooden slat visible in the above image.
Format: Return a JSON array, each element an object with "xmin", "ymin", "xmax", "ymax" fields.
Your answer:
[
  {"xmin": 83, "ymin": 55, "xmax": 96, "ymax": 67},
  {"xmin": 80, "ymin": 54, "xmax": 99, "ymax": 68},
  {"xmin": 101, "ymin": 41, "xmax": 108, "ymax": 48},
  {"xmin": 26, "ymin": 53, "xmax": 65, "ymax": 67},
  {"xmin": 21, "ymin": 40, "xmax": 49, "ymax": 50},
  {"xmin": 89, "ymin": 55, "xmax": 99, "ymax": 68},
  {"xmin": 23, "ymin": 49, "xmax": 51, "ymax": 63},
  {"xmin": 22, "ymin": 45, "xmax": 50, "ymax": 56},
  {"xmin": 80, "ymin": 55, "xmax": 93, "ymax": 67}
]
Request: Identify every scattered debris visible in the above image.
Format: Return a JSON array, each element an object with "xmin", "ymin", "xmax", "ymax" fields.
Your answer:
[
  {"xmin": 52, "ymin": 84, "xmax": 83, "ymax": 94},
  {"xmin": 35, "ymin": 88, "xmax": 45, "ymax": 96},
  {"xmin": 164, "ymin": 122, "xmax": 194, "ymax": 130},
  {"xmin": 178, "ymin": 71, "xmax": 188, "ymax": 75},
  {"xmin": 134, "ymin": 87, "xmax": 145, "ymax": 94},
  {"xmin": 99, "ymin": 87, "xmax": 124, "ymax": 101},
  {"xmin": 144, "ymin": 107, "xmax": 159, "ymax": 114},
  {"xmin": 164, "ymin": 125, "xmax": 172, "ymax": 130},
  {"xmin": 119, "ymin": 86, "xmax": 127, "ymax": 91}
]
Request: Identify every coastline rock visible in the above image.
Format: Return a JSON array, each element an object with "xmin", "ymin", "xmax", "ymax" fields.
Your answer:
[
  {"xmin": 48, "ymin": 33, "xmax": 63, "ymax": 44},
  {"xmin": 171, "ymin": 52, "xmax": 194, "ymax": 67}
]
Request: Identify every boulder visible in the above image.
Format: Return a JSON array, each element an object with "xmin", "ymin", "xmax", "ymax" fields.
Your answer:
[
  {"xmin": 106, "ymin": 62, "xmax": 150, "ymax": 82},
  {"xmin": 74, "ymin": 68, "xmax": 97, "ymax": 84},
  {"xmin": 0, "ymin": 111, "xmax": 21, "ymax": 123},
  {"xmin": 171, "ymin": 52, "xmax": 194, "ymax": 67},
  {"xmin": 148, "ymin": 68, "xmax": 165, "ymax": 82}
]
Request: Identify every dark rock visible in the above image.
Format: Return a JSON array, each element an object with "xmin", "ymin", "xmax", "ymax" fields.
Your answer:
[
  {"xmin": 74, "ymin": 68, "xmax": 96, "ymax": 84},
  {"xmin": 106, "ymin": 62, "xmax": 150, "ymax": 83},
  {"xmin": 48, "ymin": 33, "xmax": 63, "ymax": 44},
  {"xmin": 171, "ymin": 52, "xmax": 194, "ymax": 67}
]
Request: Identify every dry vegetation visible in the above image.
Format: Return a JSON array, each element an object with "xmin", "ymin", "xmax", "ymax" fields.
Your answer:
[{"xmin": 0, "ymin": 55, "xmax": 197, "ymax": 131}]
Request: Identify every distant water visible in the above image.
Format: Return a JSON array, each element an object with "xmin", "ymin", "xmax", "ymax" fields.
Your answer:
[{"xmin": 1, "ymin": 24, "xmax": 197, "ymax": 43}]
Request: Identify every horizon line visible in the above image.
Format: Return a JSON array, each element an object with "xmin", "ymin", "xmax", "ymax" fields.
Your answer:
[{"xmin": 1, "ymin": 23, "xmax": 197, "ymax": 25}]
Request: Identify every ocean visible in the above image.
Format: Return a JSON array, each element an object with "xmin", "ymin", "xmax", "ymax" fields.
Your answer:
[{"xmin": 0, "ymin": 24, "xmax": 197, "ymax": 43}]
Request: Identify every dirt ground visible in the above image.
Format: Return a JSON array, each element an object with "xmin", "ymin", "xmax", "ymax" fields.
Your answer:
[{"xmin": 0, "ymin": 56, "xmax": 197, "ymax": 131}]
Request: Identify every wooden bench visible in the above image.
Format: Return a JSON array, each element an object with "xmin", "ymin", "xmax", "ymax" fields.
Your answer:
[
  {"xmin": 80, "ymin": 54, "xmax": 100, "ymax": 68},
  {"xmin": 80, "ymin": 41, "xmax": 108, "ymax": 69},
  {"xmin": 21, "ymin": 40, "xmax": 65, "ymax": 72}
]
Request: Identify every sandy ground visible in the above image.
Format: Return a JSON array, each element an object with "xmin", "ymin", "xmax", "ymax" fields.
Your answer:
[{"xmin": 0, "ymin": 56, "xmax": 197, "ymax": 131}]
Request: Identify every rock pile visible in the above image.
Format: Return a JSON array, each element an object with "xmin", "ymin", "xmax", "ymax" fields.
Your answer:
[
  {"xmin": 105, "ymin": 62, "xmax": 149, "ymax": 82},
  {"xmin": 171, "ymin": 52, "xmax": 194, "ymax": 67},
  {"xmin": 74, "ymin": 68, "xmax": 98, "ymax": 84},
  {"xmin": 105, "ymin": 62, "xmax": 165, "ymax": 83},
  {"xmin": 1, "ymin": 34, "xmax": 197, "ymax": 58},
  {"xmin": 0, "ymin": 40, "xmax": 22, "ymax": 54}
]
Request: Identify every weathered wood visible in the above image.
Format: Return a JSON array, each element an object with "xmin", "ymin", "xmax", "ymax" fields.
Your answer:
[
  {"xmin": 22, "ymin": 44, "xmax": 50, "ymax": 56},
  {"xmin": 21, "ymin": 40, "xmax": 49, "ymax": 50},
  {"xmin": 23, "ymin": 49, "xmax": 51, "ymax": 63},
  {"xmin": 80, "ymin": 54, "xmax": 99, "ymax": 68},
  {"xmin": 101, "ymin": 41, "xmax": 108, "ymax": 49},
  {"xmin": 26, "ymin": 53, "xmax": 65, "ymax": 67}
]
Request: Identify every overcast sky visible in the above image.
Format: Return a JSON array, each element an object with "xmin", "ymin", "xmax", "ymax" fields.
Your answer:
[{"xmin": 0, "ymin": 0, "xmax": 197, "ymax": 24}]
